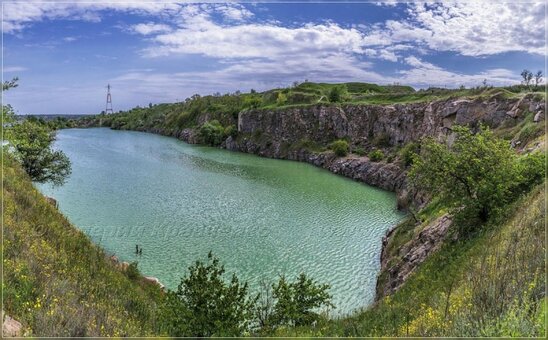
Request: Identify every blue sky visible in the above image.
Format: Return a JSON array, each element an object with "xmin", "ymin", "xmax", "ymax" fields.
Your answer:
[{"xmin": 3, "ymin": 1, "xmax": 546, "ymax": 115}]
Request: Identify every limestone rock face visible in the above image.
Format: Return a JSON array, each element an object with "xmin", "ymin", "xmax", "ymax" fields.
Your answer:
[{"xmin": 376, "ymin": 214, "xmax": 453, "ymax": 299}]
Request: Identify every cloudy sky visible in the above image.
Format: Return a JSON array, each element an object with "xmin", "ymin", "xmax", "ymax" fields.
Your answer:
[{"xmin": 3, "ymin": 0, "xmax": 546, "ymax": 115}]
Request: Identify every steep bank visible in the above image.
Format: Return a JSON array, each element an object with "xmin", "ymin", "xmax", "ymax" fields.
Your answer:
[{"xmin": 2, "ymin": 156, "xmax": 164, "ymax": 336}]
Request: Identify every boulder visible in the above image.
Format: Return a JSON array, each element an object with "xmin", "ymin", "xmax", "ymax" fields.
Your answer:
[
  {"xmin": 533, "ymin": 111, "xmax": 544, "ymax": 123},
  {"xmin": 45, "ymin": 196, "xmax": 58, "ymax": 208},
  {"xmin": 2, "ymin": 311, "xmax": 22, "ymax": 337},
  {"xmin": 119, "ymin": 261, "xmax": 129, "ymax": 271},
  {"xmin": 143, "ymin": 276, "xmax": 165, "ymax": 290}
]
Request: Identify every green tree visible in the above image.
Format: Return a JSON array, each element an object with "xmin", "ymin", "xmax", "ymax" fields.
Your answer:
[
  {"xmin": 409, "ymin": 125, "xmax": 519, "ymax": 225},
  {"xmin": 8, "ymin": 120, "xmax": 72, "ymax": 186},
  {"xmin": 160, "ymin": 252, "xmax": 256, "ymax": 337},
  {"xmin": 3, "ymin": 79, "xmax": 71, "ymax": 186},
  {"xmin": 271, "ymin": 273, "xmax": 333, "ymax": 327},
  {"xmin": 328, "ymin": 85, "xmax": 347, "ymax": 103},
  {"xmin": 521, "ymin": 69, "xmax": 533, "ymax": 87}
]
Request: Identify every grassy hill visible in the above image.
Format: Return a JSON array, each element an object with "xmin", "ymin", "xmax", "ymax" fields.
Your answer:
[{"xmin": 2, "ymin": 155, "xmax": 163, "ymax": 337}]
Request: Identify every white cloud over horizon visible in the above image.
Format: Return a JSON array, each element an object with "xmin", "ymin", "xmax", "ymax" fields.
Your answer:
[{"xmin": 2, "ymin": 1, "xmax": 545, "ymax": 114}]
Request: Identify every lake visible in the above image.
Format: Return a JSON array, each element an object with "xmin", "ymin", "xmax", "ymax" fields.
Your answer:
[{"xmin": 38, "ymin": 128, "xmax": 404, "ymax": 314}]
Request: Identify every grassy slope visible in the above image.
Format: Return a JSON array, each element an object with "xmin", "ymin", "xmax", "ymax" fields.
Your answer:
[
  {"xmin": 275, "ymin": 183, "xmax": 546, "ymax": 337},
  {"xmin": 2, "ymin": 155, "xmax": 163, "ymax": 337}
]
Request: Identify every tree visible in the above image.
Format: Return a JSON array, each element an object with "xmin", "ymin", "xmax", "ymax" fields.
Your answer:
[
  {"xmin": 534, "ymin": 70, "xmax": 543, "ymax": 88},
  {"xmin": 160, "ymin": 252, "xmax": 256, "ymax": 337},
  {"xmin": 328, "ymin": 85, "xmax": 347, "ymax": 103},
  {"xmin": 520, "ymin": 69, "xmax": 533, "ymax": 87},
  {"xmin": 409, "ymin": 125, "xmax": 519, "ymax": 225},
  {"xmin": 271, "ymin": 273, "xmax": 333, "ymax": 327},
  {"xmin": 8, "ymin": 120, "xmax": 72, "ymax": 186},
  {"xmin": 3, "ymin": 78, "xmax": 71, "ymax": 186}
]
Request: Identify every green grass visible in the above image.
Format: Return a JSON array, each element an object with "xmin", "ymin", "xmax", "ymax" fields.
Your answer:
[{"xmin": 2, "ymin": 155, "xmax": 164, "ymax": 337}]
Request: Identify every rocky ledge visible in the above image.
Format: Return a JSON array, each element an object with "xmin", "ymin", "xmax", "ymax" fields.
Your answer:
[{"xmin": 376, "ymin": 214, "xmax": 453, "ymax": 299}]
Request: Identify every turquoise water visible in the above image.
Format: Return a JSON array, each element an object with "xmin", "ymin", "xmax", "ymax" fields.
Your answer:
[{"xmin": 38, "ymin": 128, "xmax": 404, "ymax": 314}]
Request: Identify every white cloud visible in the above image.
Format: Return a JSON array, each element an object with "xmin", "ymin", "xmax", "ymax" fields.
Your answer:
[
  {"xmin": 400, "ymin": 56, "xmax": 517, "ymax": 87},
  {"xmin": 63, "ymin": 36, "xmax": 77, "ymax": 42},
  {"xmin": 132, "ymin": 23, "xmax": 172, "ymax": 35},
  {"xmin": 3, "ymin": 66, "xmax": 28, "ymax": 73},
  {"xmin": 398, "ymin": 2, "xmax": 546, "ymax": 56}
]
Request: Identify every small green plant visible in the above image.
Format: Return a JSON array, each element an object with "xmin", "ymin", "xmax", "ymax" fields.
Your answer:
[
  {"xmin": 353, "ymin": 146, "xmax": 366, "ymax": 156},
  {"xmin": 369, "ymin": 149, "xmax": 384, "ymax": 162},
  {"xmin": 224, "ymin": 125, "xmax": 238, "ymax": 138},
  {"xmin": 276, "ymin": 92, "xmax": 288, "ymax": 105},
  {"xmin": 399, "ymin": 142, "xmax": 420, "ymax": 166},
  {"xmin": 331, "ymin": 140, "xmax": 349, "ymax": 157},
  {"xmin": 125, "ymin": 262, "xmax": 140, "ymax": 281},
  {"xmin": 243, "ymin": 96, "xmax": 262, "ymax": 109}
]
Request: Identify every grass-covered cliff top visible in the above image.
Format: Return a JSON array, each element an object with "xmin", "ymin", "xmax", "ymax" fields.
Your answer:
[
  {"xmin": 73, "ymin": 81, "xmax": 545, "ymax": 133},
  {"xmin": 2, "ymin": 155, "xmax": 164, "ymax": 336}
]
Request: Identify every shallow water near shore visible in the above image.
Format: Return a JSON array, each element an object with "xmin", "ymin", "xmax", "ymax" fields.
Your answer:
[{"xmin": 38, "ymin": 127, "xmax": 404, "ymax": 314}]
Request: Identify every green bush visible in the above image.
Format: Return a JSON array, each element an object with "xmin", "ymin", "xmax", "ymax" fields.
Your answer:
[
  {"xmin": 399, "ymin": 142, "xmax": 420, "ymax": 166},
  {"xmin": 276, "ymin": 92, "xmax": 288, "ymax": 105},
  {"xmin": 243, "ymin": 96, "xmax": 262, "ymax": 109},
  {"xmin": 159, "ymin": 252, "xmax": 255, "ymax": 337},
  {"xmin": 328, "ymin": 85, "xmax": 348, "ymax": 103},
  {"xmin": 271, "ymin": 274, "xmax": 333, "ymax": 327},
  {"xmin": 369, "ymin": 149, "xmax": 384, "ymax": 162},
  {"xmin": 200, "ymin": 120, "xmax": 225, "ymax": 146},
  {"xmin": 353, "ymin": 146, "xmax": 366, "ymax": 156},
  {"xmin": 125, "ymin": 262, "xmax": 140, "ymax": 281},
  {"xmin": 224, "ymin": 125, "xmax": 238, "ymax": 138},
  {"xmin": 331, "ymin": 140, "xmax": 349, "ymax": 157}
]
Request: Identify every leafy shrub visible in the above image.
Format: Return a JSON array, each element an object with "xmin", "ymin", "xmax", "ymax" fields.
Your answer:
[
  {"xmin": 512, "ymin": 152, "xmax": 546, "ymax": 196},
  {"xmin": 200, "ymin": 120, "xmax": 225, "ymax": 146},
  {"xmin": 399, "ymin": 142, "xmax": 420, "ymax": 166},
  {"xmin": 353, "ymin": 146, "xmax": 366, "ymax": 156},
  {"xmin": 276, "ymin": 92, "xmax": 288, "ymax": 105},
  {"xmin": 369, "ymin": 149, "xmax": 384, "ymax": 162},
  {"xmin": 331, "ymin": 140, "xmax": 349, "ymax": 157},
  {"xmin": 159, "ymin": 252, "xmax": 255, "ymax": 337},
  {"xmin": 271, "ymin": 274, "xmax": 333, "ymax": 327},
  {"xmin": 328, "ymin": 85, "xmax": 348, "ymax": 103},
  {"xmin": 243, "ymin": 96, "xmax": 262, "ymax": 109},
  {"xmin": 224, "ymin": 125, "xmax": 238, "ymax": 138},
  {"xmin": 125, "ymin": 262, "xmax": 140, "ymax": 281}
]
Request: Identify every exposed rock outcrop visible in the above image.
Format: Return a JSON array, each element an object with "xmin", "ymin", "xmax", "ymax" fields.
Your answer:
[
  {"xmin": 2, "ymin": 311, "xmax": 22, "ymax": 337},
  {"xmin": 376, "ymin": 214, "xmax": 453, "ymax": 299},
  {"xmin": 143, "ymin": 276, "xmax": 165, "ymax": 290}
]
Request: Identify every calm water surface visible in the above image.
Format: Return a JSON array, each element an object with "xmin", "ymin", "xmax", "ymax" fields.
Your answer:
[{"xmin": 38, "ymin": 128, "xmax": 404, "ymax": 314}]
